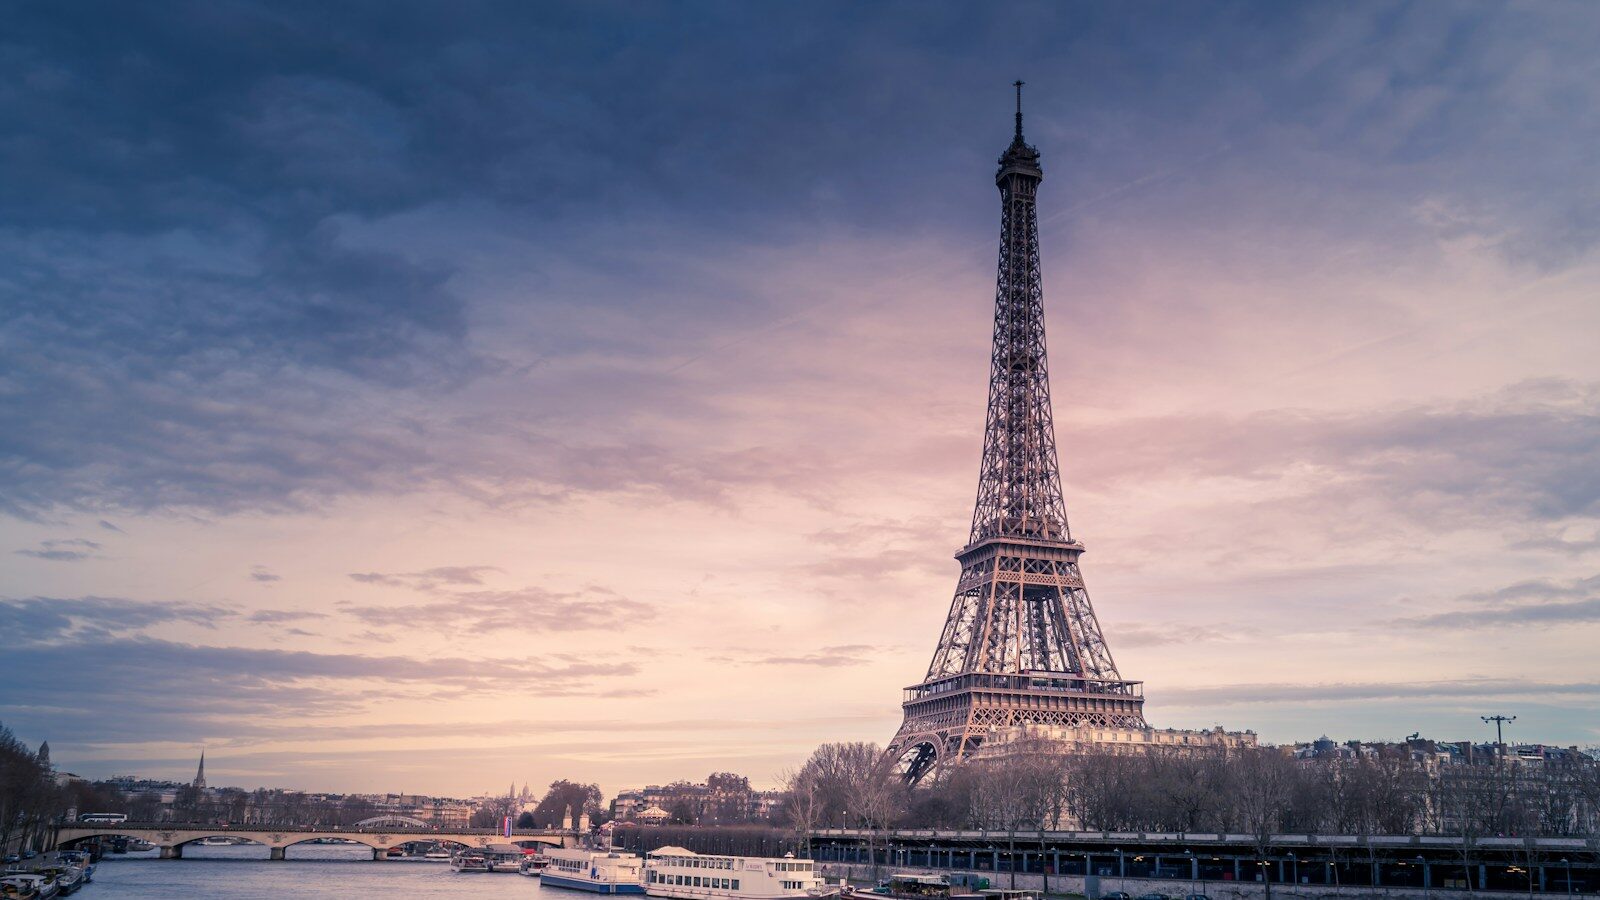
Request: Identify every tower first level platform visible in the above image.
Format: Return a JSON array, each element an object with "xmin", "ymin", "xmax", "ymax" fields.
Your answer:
[{"xmin": 888, "ymin": 535, "xmax": 1146, "ymax": 783}]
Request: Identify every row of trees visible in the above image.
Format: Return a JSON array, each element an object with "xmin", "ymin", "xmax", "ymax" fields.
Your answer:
[
  {"xmin": 1, "ymin": 723, "xmax": 57, "ymax": 854},
  {"xmin": 783, "ymin": 740, "xmax": 1600, "ymax": 843},
  {"xmin": 0, "ymin": 725, "xmax": 119, "ymax": 853}
]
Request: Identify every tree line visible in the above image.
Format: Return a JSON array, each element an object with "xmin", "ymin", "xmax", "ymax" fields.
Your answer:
[
  {"xmin": 1, "ymin": 724, "xmax": 119, "ymax": 853},
  {"xmin": 783, "ymin": 740, "xmax": 1600, "ymax": 842}
]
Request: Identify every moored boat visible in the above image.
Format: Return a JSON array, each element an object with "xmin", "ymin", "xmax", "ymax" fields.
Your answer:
[
  {"xmin": 450, "ymin": 850, "xmax": 490, "ymax": 873},
  {"xmin": 541, "ymin": 849, "xmax": 646, "ymax": 894},
  {"xmin": 645, "ymin": 848, "xmax": 838, "ymax": 900},
  {"xmin": 31, "ymin": 869, "xmax": 78, "ymax": 897},
  {"xmin": 55, "ymin": 854, "xmax": 92, "ymax": 884},
  {"xmin": 521, "ymin": 854, "xmax": 551, "ymax": 877},
  {"xmin": 482, "ymin": 844, "xmax": 525, "ymax": 873},
  {"xmin": 2, "ymin": 873, "xmax": 55, "ymax": 899}
]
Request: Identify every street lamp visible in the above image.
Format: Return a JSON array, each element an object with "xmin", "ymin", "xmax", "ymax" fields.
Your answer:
[
  {"xmin": 1562, "ymin": 858, "xmax": 1572, "ymax": 898},
  {"xmin": 1288, "ymin": 853, "xmax": 1297, "ymax": 891},
  {"xmin": 1416, "ymin": 856, "xmax": 1428, "ymax": 900},
  {"xmin": 1116, "ymin": 848, "xmax": 1125, "ymax": 891}
]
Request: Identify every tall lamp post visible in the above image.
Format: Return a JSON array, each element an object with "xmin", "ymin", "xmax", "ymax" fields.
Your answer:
[
  {"xmin": 1116, "ymin": 848, "xmax": 1125, "ymax": 893},
  {"xmin": 1562, "ymin": 858, "xmax": 1572, "ymax": 897},
  {"xmin": 1481, "ymin": 715, "xmax": 1517, "ymax": 764}
]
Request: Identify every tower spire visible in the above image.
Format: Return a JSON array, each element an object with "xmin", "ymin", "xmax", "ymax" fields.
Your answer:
[
  {"xmin": 1013, "ymin": 79, "xmax": 1024, "ymax": 141},
  {"xmin": 194, "ymin": 750, "xmax": 207, "ymax": 790},
  {"xmin": 884, "ymin": 86, "xmax": 1145, "ymax": 785}
]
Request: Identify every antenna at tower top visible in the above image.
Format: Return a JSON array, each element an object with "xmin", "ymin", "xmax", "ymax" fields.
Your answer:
[{"xmin": 1013, "ymin": 80, "xmax": 1025, "ymax": 140}]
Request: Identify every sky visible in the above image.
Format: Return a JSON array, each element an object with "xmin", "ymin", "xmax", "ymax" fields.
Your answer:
[{"xmin": 2, "ymin": 1, "xmax": 1599, "ymax": 799}]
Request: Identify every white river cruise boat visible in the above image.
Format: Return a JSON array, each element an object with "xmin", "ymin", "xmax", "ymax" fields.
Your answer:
[
  {"xmin": 645, "ymin": 847, "xmax": 839, "ymax": 900},
  {"xmin": 541, "ymin": 849, "xmax": 647, "ymax": 894}
]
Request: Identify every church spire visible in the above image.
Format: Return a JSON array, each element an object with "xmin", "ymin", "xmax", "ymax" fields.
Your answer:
[{"xmin": 193, "ymin": 750, "xmax": 207, "ymax": 790}]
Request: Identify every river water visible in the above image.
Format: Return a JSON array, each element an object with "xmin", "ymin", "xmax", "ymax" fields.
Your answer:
[{"xmin": 89, "ymin": 843, "xmax": 563, "ymax": 897}]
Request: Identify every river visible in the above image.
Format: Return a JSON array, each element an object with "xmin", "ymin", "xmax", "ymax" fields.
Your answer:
[{"xmin": 88, "ymin": 843, "xmax": 561, "ymax": 897}]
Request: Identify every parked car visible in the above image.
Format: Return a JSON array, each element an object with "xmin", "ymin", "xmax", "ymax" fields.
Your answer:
[
  {"xmin": 1102, "ymin": 893, "xmax": 1133, "ymax": 900},
  {"xmin": 1184, "ymin": 894, "xmax": 1212, "ymax": 900},
  {"xmin": 1137, "ymin": 893, "xmax": 1172, "ymax": 900}
]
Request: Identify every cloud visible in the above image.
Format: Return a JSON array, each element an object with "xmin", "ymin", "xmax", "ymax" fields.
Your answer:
[
  {"xmin": 96, "ymin": 520, "xmax": 124, "ymax": 533},
  {"xmin": 15, "ymin": 538, "xmax": 103, "ymax": 561},
  {"xmin": 708, "ymin": 644, "xmax": 885, "ymax": 668},
  {"xmin": 1162, "ymin": 678, "xmax": 1600, "ymax": 708},
  {"xmin": 1112, "ymin": 624, "xmax": 1234, "ymax": 649},
  {"xmin": 1392, "ymin": 575, "xmax": 1600, "ymax": 630},
  {"xmin": 1, "ymin": 3, "xmax": 1588, "ymax": 526},
  {"xmin": 0, "ymin": 636, "xmax": 640, "ymax": 748},
  {"xmin": 250, "ymin": 565, "xmax": 282, "ymax": 583},
  {"xmin": 0, "ymin": 595, "xmax": 232, "ymax": 645},
  {"xmin": 1458, "ymin": 575, "xmax": 1600, "ymax": 606},
  {"xmin": 1071, "ymin": 381, "xmax": 1600, "ymax": 530},
  {"xmin": 247, "ymin": 609, "xmax": 325, "ymax": 625},
  {"xmin": 345, "ymin": 584, "xmax": 655, "ymax": 634},
  {"xmin": 347, "ymin": 566, "xmax": 499, "ymax": 591},
  {"xmin": 345, "ymin": 565, "xmax": 654, "ymax": 633},
  {"xmin": 751, "ymin": 645, "xmax": 881, "ymax": 668}
]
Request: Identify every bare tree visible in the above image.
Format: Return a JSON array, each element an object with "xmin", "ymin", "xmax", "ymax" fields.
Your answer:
[
  {"xmin": 781, "ymin": 765, "xmax": 824, "ymax": 858},
  {"xmin": 1234, "ymin": 749, "xmax": 1296, "ymax": 900}
]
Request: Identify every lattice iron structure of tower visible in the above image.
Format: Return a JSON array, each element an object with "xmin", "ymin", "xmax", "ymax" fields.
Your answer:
[{"xmin": 886, "ymin": 84, "xmax": 1146, "ymax": 785}]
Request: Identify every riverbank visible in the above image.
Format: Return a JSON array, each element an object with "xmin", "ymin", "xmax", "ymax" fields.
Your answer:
[{"xmin": 819, "ymin": 863, "xmax": 1553, "ymax": 900}]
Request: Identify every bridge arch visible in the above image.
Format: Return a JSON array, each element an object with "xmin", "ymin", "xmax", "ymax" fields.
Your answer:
[
  {"xmin": 279, "ymin": 834, "xmax": 388, "ymax": 851},
  {"xmin": 172, "ymin": 834, "xmax": 268, "ymax": 849},
  {"xmin": 59, "ymin": 831, "xmax": 155, "ymax": 850},
  {"xmin": 354, "ymin": 815, "xmax": 430, "ymax": 828}
]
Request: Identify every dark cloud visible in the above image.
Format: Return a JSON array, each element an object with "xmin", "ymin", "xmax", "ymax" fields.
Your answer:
[
  {"xmin": 2, "ymin": 3, "xmax": 1592, "ymax": 522},
  {"xmin": 0, "ymin": 595, "xmax": 232, "ymax": 645},
  {"xmin": 0, "ymin": 635, "xmax": 638, "ymax": 748},
  {"xmin": 250, "ymin": 565, "xmax": 282, "ymax": 583},
  {"xmin": 96, "ymin": 520, "xmax": 124, "ymax": 533}
]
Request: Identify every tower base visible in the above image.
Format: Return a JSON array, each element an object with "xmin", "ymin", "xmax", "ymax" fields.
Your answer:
[{"xmin": 886, "ymin": 672, "xmax": 1146, "ymax": 784}]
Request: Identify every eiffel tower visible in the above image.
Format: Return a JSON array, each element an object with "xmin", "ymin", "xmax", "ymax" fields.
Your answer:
[{"xmin": 886, "ymin": 84, "xmax": 1146, "ymax": 784}]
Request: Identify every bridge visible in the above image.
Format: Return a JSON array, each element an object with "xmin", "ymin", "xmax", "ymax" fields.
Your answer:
[{"xmin": 56, "ymin": 821, "xmax": 580, "ymax": 860}]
